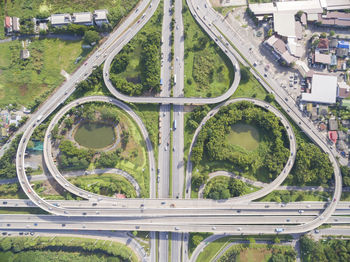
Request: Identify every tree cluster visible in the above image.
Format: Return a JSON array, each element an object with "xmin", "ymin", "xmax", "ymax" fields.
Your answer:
[
  {"xmin": 95, "ymin": 150, "xmax": 120, "ymax": 168},
  {"xmin": 300, "ymin": 236, "xmax": 350, "ymax": 262},
  {"xmin": 191, "ymin": 102, "xmax": 289, "ymax": 180},
  {"xmin": 292, "ymin": 139, "xmax": 333, "ymax": 185},
  {"xmin": 340, "ymin": 165, "xmax": 350, "ymax": 187},
  {"xmin": 0, "ymin": 236, "xmax": 136, "ymax": 261},
  {"xmin": 0, "ymin": 135, "xmax": 22, "ymax": 179},
  {"xmin": 58, "ymin": 140, "xmax": 94, "ymax": 170},
  {"xmin": 110, "ymin": 25, "xmax": 161, "ymax": 96},
  {"xmin": 204, "ymin": 177, "xmax": 247, "ymax": 200}
]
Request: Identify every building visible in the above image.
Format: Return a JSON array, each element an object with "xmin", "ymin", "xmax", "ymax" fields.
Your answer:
[
  {"xmin": 9, "ymin": 114, "xmax": 22, "ymax": 127},
  {"xmin": 4, "ymin": 16, "xmax": 12, "ymax": 34},
  {"xmin": 93, "ymin": 10, "xmax": 109, "ymax": 26},
  {"xmin": 50, "ymin": 14, "xmax": 71, "ymax": 27},
  {"xmin": 338, "ymin": 82, "xmax": 350, "ymax": 98},
  {"xmin": 264, "ymin": 35, "xmax": 297, "ymax": 65},
  {"xmin": 329, "ymin": 38, "xmax": 338, "ymax": 49},
  {"xmin": 317, "ymin": 11, "xmax": 350, "ymax": 27},
  {"xmin": 338, "ymin": 40, "xmax": 350, "ymax": 49},
  {"xmin": 314, "ymin": 52, "xmax": 331, "ymax": 65},
  {"xmin": 72, "ymin": 12, "xmax": 93, "ymax": 26},
  {"xmin": 301, "ymin": 74, "xmax": 338, "ymax": 104},
  {"xmin": 12, "ymin": 17, "xmax": 20, "ymax": 32}
]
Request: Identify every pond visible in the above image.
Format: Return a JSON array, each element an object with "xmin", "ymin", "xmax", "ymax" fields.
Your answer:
[
  {"xmin": 74, "ymin": 122, "xmax": 115, "ymax": 149},
  {"xmin": 226, "ymin": 123, "xmax": 260, "ymax": 151}
]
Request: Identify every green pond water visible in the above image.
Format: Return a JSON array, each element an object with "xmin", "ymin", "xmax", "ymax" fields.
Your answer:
[
  {"xmin": 226, "ymin": 123, "xmax": 260, "ymax": 151},
  {"xmin": 74, "ymin": 122, "xmax": 115, "ymax": 149}
]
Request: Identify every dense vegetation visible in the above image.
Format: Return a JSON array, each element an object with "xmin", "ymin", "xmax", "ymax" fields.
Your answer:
[
  {"xmin": 183, "ymin": 0, "xmax": 234, "ymax": 98},
  {"xmin": 300, "ymin": 236, "xmax": 350, "ymax": 262},
  {"xmin": 69, "ymin": 173, "xmax": 137, "ymax": 198},
  {"xmin": 203, "ymin": 177, "xmax": 249, "ymax": 200},
  {"xmin": 340, "ymin": 165, "xmax": 350, "ymax": 187},
  {"xmin": 110, "ymin": 1, "xmax": 162, "ymax": 96},
  {"xmin": 56, "ymin": 103, "xmax": 122, "ymax": 170},
  {"xmin": 0, "ymin": 134, "xmax": 22, "ymax": 179},
  {"xmin": 191, "ymin": 101, "xmax": 289, "ymax": 188},
  {"xmin": 0, "ymin": 236, "xmax": 137, "ymax": 262}
]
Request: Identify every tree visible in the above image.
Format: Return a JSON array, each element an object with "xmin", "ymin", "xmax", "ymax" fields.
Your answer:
[
  {"xmin": 192, "ymin": 235, "xmax": 204, "ymax": 246},
  {"xmin": 320, "ymin": 32, "xmax": 327, "ymax": 39},
  {"xmin": 267, "ymin": 28, "xmax": 273, "ymax": 37},
  {"xmin": 265, "ymin": 93, "xmax": 275, "ymax": 103},
  {"xmin": 330, "ymin": 30, "xmax": 335, "ymax": 37},
  {"xmin": 64, "ymin": 118, "xmax": 74, "ymax": 129},
  {"xmin": 240, "ymin": 66, "xmax": 250, "ymax": 83},
  {"xmin": 9, "ymin": 123, "xmax": 17, "ymax": 133},
  {"xmin": 228, "ymin": 179, "xmax": 246, "ymax": 197},
  {"xmin": 84, "ymin": 30, "xmax": 100, "ymax": 44}
]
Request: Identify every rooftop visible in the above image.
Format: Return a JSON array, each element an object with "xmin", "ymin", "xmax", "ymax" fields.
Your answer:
[
  {"xmin": 273, "ymin": 12, "xmax": 296, "ymax": 38},
  {"xmin": 72, "ymin": 12, "xmax": 93, "ymax": 23},
  {"xmin": 315, "ymin": 52, "xmax": 331, "ymax": 64},
  {"xmin": 93, "ymin": 10, "xmax": 108, "ymax": 20},
  {"xmin": 50, "ymin": 13, "xmax": 71, "ymax": 25},
  {"xmin": 301, "ymin": 74, "xmax": 338, "ymax": 104}
]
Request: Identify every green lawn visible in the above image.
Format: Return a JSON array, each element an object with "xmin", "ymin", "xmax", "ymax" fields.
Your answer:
[
  {"xmin": 68, "ymin": 173, "xmax": 137, "ymax": 198},
  {"xmin": 183, "ymin": 0, "xmax": 234, "ymax": 98},
  {"xmin": 231, "ymin": 69, "xmax": 268, "ymax": 100},
  {"xmin": 189, "ymin": 233, "xmax": 213, "ymax": 257},
  {"xmin": 255, "ymin": 190, "xmax": 331, "ymax": 202},
  {"xmin": 0, "ymin": 39, "xmax": 88, "ymax": 107}
]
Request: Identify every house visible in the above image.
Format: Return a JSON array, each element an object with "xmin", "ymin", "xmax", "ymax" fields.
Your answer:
[
  {"xmin": 318, "ymin": 122, "xmax": 327, "ymax": 131},
  {"xmin": 314, "ymin": 52, "xmax": 331, "ymax": 65},
  {"xmin": 329, "ymin": 118, "xmax": 339, "ymax": 131},
  {"xmin": 9, "ymin": 114, "xmax": 22, "ymax": 127},
  {"xmin": 72, "ymin": 12, "xmax": 93, "ymax": 26},
  {"xmin": 328, "ymin": 130, "xmax": 338, "ymax": 143},
  {"xmin": 20, "ymin": 49, "xmax": 30, "ymax": 60},
  {"xmin": 12, "ymin": 17, "xmax": 20, "ymax": 32},
  {"xmin": 50, "ymin": 14, "xmax": 71, "ymax": 27},
  {"xmin": 318, "ymin": 12, "xmax": 350, "ymax": 28},
  {"xmin": 337, "ymin": 140, "xmax": 347, "ymax": 151},
  {"xmin": 337, "ymin": 48, "xmax": 348, "ymax": 57},
  {"xmin": 4, "ymin": 16, "xmax": 12, "ymax": 33},
  {"xmin": 317, "ymin": 38, "xmax": 329, "ymax": 51},
  {"xmin": 93, "ymin": 10, "xmax": 109, "ymax": 26},
  {"xmin": 330, "ymin": 54, "xmax": 337, "ymax": 66},
  {"xmin": 301, "ymin": 74, "xmax": 338, "ymax": 104},
  {"xmin": 338, "ymin": 82, "xmax": 350, "ymax": 99}
]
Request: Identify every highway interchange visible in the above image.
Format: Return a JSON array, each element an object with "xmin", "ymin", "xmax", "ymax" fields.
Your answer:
[{"xmin": 0, "ymin": 0, "xmax": 347, "ymax": 261}]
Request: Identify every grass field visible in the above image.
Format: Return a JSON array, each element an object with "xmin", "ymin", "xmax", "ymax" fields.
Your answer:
[
  {"xmin": 0, "ymin": 207, "xmax": 47, "ymax": 214},
  {"xmin": 188, "ymin": 232, "xmax": 213, "ymax": 257},
  {"xmin": 183, "ymin": 0, "xmax": 234, "ymax": 98},
  {"xmin": 196, "ymin": 237, "xmax": 294, "ymax": 262},
  {"xmin": 0, "ymin": 39, "xmax": 88, "ymax": 107},
  {"xmin": 0, "ymin": 236, "xmax": 138, "ymax": 262}
]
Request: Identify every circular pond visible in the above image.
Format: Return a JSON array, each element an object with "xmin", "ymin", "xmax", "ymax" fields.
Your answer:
[
  {"xmin": 74, "ymin": 122, "xmax": 115, "ymax": 149},
  {"xmin": 226, "ymin": 123, "xmax": 261, "ymax": 151}
]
